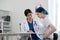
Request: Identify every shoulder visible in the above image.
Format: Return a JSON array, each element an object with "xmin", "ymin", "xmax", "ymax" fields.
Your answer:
[
  {"xmin": 45, "ymin": 16, "xmax": 51, "ymax": 22},
  {"xmin": 33, "ymin": 19, "xmax": 42, "ymax": 25},
  {"xmin": 44, "ymin": 16, "xmax": 52, "ymax": 26},
  {"xmin": 33, "ymin": 19, "xmax": 39, "ymax": 23},
  {"xmin": 21, "ymin": 20, "xmax": 27, "ymax": 25}
]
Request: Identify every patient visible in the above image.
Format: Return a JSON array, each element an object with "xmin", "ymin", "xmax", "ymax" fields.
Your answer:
[{"xmin": 35, "ymin": 7, "xmax": 56, "ymax": 40}]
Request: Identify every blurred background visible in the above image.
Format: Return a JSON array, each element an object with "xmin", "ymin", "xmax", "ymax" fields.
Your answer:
[{"xmin": 0, "ymin": 0, "xmax": 60, "ymax": 40}]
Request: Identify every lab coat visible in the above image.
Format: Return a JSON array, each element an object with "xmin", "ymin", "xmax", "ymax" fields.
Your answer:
[{"xmin": 20, "ymin": 19, "xmax": 43, "ymax": 40}]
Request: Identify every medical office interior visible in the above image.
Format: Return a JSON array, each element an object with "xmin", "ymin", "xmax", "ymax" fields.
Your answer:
[{"xmin": 0, "ymin": 0, "xmax": 60, "ymax": 40}]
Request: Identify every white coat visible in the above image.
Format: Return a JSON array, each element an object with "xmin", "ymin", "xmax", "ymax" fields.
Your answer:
[{"xmin": 20, "ymin": 19, "xmax": 43, "ymax": 39}]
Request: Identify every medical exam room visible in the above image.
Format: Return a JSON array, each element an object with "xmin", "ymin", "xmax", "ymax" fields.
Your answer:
[{"xmin": 0, "ymin": 0, "xmax": 60, "ymax": 40}]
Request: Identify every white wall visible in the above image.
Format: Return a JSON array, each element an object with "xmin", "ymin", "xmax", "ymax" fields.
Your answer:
[
  {"xmin": 48, "ymin": 0, "xmax": 56, "ymax": 26},
  {"xmin": 57, "ymin": 0, "xmax": 60, "ymax": 40},
  {"xmin": 0, "ymin": 0, "xmax": 48, "ymax": 40},
  {"xmin": 57, "ymin": 0, "xmax": 60, "ymax": 32}
]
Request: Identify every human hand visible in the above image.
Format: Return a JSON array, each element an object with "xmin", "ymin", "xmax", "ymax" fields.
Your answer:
[
  {"xmin": 27, "ymin": 30, "xmax": 33, "ymax": 32},
  {"xmin": 43, "ymin": 33, "xmax": 48, "ymax": 39}
]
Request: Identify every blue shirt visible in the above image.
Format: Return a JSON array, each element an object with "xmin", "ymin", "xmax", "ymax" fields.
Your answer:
[{"xmin": 28, "ymin": 21, "xmax": 39, "ymax": 39}]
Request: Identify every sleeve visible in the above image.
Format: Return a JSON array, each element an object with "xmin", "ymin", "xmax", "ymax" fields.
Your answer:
[
  {"xmin": 20, "ymin": 22, "xmax": 25, "ymax": 32},
  {"xmin": 45, "ymin": 18, "xmax": 51, "ymax": 27}
]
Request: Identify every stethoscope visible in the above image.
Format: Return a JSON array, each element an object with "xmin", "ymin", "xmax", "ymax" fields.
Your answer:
[
  {"xmin": 33, "ymin": 21, "xmax": 40, "ymax": 31},
  {"xmin": 34, "ymin": 21, "xmax": 38, "ymax": 26}
]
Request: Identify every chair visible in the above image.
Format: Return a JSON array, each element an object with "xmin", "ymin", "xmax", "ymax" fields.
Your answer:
[{"xmin": 53, "ymin": 33, "xmax": 58, "ymax": 40}]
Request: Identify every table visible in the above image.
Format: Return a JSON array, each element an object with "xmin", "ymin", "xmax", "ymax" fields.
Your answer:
[
  {"xmin": 0, "ymin": 32, "xmax": 34, "ymax": 40},
  {"xmin": 0, "ymin": 32, "xmax": 43, "ymax": 40}
]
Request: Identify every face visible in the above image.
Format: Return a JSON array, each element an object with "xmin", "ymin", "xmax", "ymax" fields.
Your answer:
[
  {"xmin": 36, "ymin": 12, "xmax": 45, "ymax": 18},
  {"xmin": 26, "ymin": 13, "xmax": 32, "ymax": 20}
]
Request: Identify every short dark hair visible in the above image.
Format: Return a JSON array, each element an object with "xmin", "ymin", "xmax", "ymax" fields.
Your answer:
[
  {"xmin": 24, "ymin": 9, "xmax": 32, "ymax": 16},
  {"xmin": 36, "ymin": 7, "xmax": 48, "ymax": 15}
]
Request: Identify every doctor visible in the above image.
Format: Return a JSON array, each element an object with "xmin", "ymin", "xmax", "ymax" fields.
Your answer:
[
  {"xmin": 35, "ymin": 7, "xmax": 56, "ymax": 40},
  {"xmin": 20, "ymin": 9, "xmax": 41, "ymax": 40}
]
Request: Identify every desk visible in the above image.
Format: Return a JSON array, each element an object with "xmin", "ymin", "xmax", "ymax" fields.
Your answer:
[
  {"xmin": 0, "ymin": 32, "xmax": 34, "ymax": 40},
  {"xmin": 0, "ymin": 32, "xmax": 43, "ymax": 40}
]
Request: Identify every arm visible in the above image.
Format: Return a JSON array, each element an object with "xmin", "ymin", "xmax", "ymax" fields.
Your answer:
[
  {"xmin": 43, "ymin": 24, "xmax": 56, "ymax": 38},
  {"xmin": 47, "ymin": 24, "xmax": 56, "ymax": 36},
  {"xmin": 17, "ymin": 38, "xmax": 21, "ymax": 40}
]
